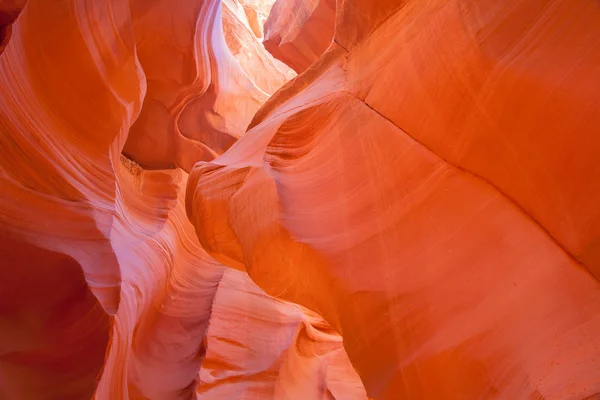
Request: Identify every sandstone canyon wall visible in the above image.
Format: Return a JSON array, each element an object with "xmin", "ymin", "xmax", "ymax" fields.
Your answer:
[
  {"xmin": 1, "ymin": 0, "xmax": 599, "ymax": 399},
  {"xmin": 263, "ymin": 0, "xmax": 335, "ymax": 73},
  {"xmin": 0, "ymin": 0, "xmax": 363, "ymax": 399},
  {"xmin": 187, "ymin": 0, "xmax": 600, "ymax": 399}
]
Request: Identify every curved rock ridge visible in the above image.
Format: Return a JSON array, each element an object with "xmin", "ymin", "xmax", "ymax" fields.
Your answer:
[
  {"xmin": 122, "ymin": 0, "xmax": 293, "ymax": 172},
  {"xmin": 229, "ymin": 0, "xmax": 277, "ymax": 39},
  {"xmin": 0, "ymin": 0, "xmax": 27, "ymax": 54},
  {"xmin": 94, "ymin": 157, "xmax": 224, "ymax": 399},
  {"xmin": 263, "ymin": 0, "xmax": 335, "ymax": 73},
  {"xmin": 223, "ymin": 0, "xmax": 295, "ymax": 93},
  {"xmin": 198, "ymin": 269, "xmax": 367, "ymax": 399},
  {"xmin": 187, "ymin": 0, "xmax": 600, "ymax": 399},
  {"xmin": 96, "ymin": 157, "xmax": 364, "ymax": 399},
  {"xmin": 0, "ymin": 0, "xmax": 145, "ymax": 317},
  {"xmin": 0, "ymin": 0, "xmax": 363, "ymax": 399},
  {"xmin": 0, "ymin": 0, "xmax": 143, "ymax": 396},
  {"xmin": 3, "ymin": 0, "xmax": 600, "ymax": 398}
]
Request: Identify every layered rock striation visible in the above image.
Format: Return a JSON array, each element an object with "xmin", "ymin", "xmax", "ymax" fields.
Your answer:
[
  {"xmin": 187, "ymin": 0, "xmax": 600, "ymax": 399},
  {"xmin": 0, "ymin": 0, "xmax": 362, "ymax": 399},
  {"xmin": 1, "ymin": 0, "xmax": 599, "ymax": 399},
  {"xmin": 263, "ymin": 0, "xmax": 335, "ymax": 73}
]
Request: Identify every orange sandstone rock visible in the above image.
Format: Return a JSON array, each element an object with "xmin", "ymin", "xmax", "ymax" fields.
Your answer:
[
  {"xmin": 0, "ymin": 0, "xmax": 27, "ymax": 54},
  {"xmin": 263, "ymin": 0, "xmax": 335, "ymax": 72},
  {"xmin": 0, "ymin": 0, "xmax": 143, "ymax": 396},
  {"xmin": 122, "ymin": 0, "xmax": 292, "ymax": 171},
  {"xmin": 187, "ymin": 0, "xmax": 600, "ymax": 398},
  {"xmin": 0, "ymin": 0, "xmax": 361, "ymax": 399},
  {"xmin": 2, "ymin": 0, "xmax": 599, "ymax": 398},
  {"xmin": 198, "ymin": 269, "xmax": 366, "ymax": 399}
]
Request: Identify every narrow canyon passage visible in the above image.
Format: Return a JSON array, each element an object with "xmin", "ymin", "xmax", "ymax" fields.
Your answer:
[{"xmin": 1, "ymin": 0, "xmax": 599, "ymax": 399}]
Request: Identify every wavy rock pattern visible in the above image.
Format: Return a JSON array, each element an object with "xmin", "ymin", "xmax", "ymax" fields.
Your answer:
[
  {"xmin": 187, "ymin": 0, "xmax": 600, "ymax": 399},
  {"xmin": 198, "ymin": 269, "xmax": 366, "ymax": 399},
  {"xmin": 0, "ymin": 0, "xmax": 142, "ymax": 396},
  {"xmin": 0, "ymin": 0, "xmax": 362, "ymax": 399},
  {"xmin": 263, "ymin": 0, "xmax": 335, "ymax": 72},
  {"xmin": 122, "ymin": 0, "xmax": 293, "ymax": 171},
  {"xmin": 2, "ymin": 0, "xmax": 599, "ymax": 399},
  {"xmin": 0, "ymin": 0, "xmax": 27, "ymax": 54}
]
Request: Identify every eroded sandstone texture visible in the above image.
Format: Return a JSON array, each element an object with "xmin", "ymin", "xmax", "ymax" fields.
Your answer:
[
  {"xmin": 187, "ymin": 0, "xmax": 600, "ymax": 399},
  {"xmin": 263, "ymin": 0, "xmax": 335, "ymax": 73},
  {"xmin": 1, "ymin": 0, "xmax": 599, "ymax": 399},
  {"xmin": 0, "ymin": 0, "xmax": 362, "ymax": 399}
]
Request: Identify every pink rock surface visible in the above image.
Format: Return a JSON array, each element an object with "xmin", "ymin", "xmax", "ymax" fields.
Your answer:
[
  {"xmin": 0, "ymin": 0, "xmax": 142, "ymax": 396},
  {"xmin": 187, "ymin": 0, "xmax": 600, "ymax": 398},
  {"xmin": 0, "ymin": 0, "xmax": 362, "ymax": 399},
  {"xmin": 0, "ymin": 0, "xmax": 27, "ymax": 54},
  {"xmin": 263, "ymin": 0, "xmax": 335, "ymax": 72},
  {"xmin": 1, "ymin": 0, "xmax": 599, "ymax": 399},
  {"xmin": 122, "ymin": 0, "xmax": 293, "ymax": 172},
  {"xmin": 198, "ymin": 269, "xmax": 366, "ymax": 399}
]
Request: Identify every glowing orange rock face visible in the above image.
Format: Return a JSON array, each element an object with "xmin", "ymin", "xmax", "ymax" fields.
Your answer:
[
  {"xmin": 0, "ymin": 0, "xmax": 362, "ymax": 399},
  {"xmin": 263, "ymin": 0, "xmax": 335, "ymax": 73},
  {"xmin": 122, "ymin": 0, "xmax": 292, "ymax": 171},
  {"xmin": 198, "ymin": 269, "xmax": 367, "ymax": 399},
  {"xmin": 0, "ymin": 0, "xmax": 141, "ymax": 396},
  {"xmin": 187, "ymin": 0, "xmax": 600, "ymax": 399},
  {"xmin": 1, "ymin": 0, "xmax": 599, "ymax": 399}
]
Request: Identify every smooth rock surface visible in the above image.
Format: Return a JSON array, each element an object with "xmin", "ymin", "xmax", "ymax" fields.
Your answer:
[
  {"xmin": 0, "ymin": 0, "xmax": 362, "ymax": 399},
  {"xmin": 122, "ymin": 0, "xmax": 293, "ymax": 171},
  {"xmin": 187, "ymin": 0, "xmax": 600, "ymax": 398},
  {"xmin": 1, "ymin": 0, "xmax": 599, "ymax": 399},
  {"xmin": 263, "ymin": 0, "xmax": 335, "ymax": 73}
]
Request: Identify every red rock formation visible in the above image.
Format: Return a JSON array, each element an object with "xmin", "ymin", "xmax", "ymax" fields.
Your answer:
[
  {"xmin": 198, "ymin": 269, "xmax": 366, "ymax": 399},
  {"xmin": 263, "ymin": 0, "xmax": 335, "ymax": 72},
  {"xmin": 0, "ymin": 0, "xmax": 27, "ymax": 54},
  {"xmin": 234, "ymin": 0, "xmax": 277, "ymax": 39},
  {"xmin": 187, "ymin": 0, "xmax": 600, "ymax": 399},
  {"xmin": 0, "ymin": 0, "xmax": 362, "ymax": 399},
  {"xmin": 0, "ymin": 0, "xmax": 142, "ymax": 396},
  {"xmin": 2, "ymin": 0, "xmax": 599, "ymax": 398},
  {"xmin": 122, "ymin": 0, "xmax": 293, "ymax": 172},
  {"xmin": 222, "ymin": 0, "xmax": 295, "ymax": 93}
]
